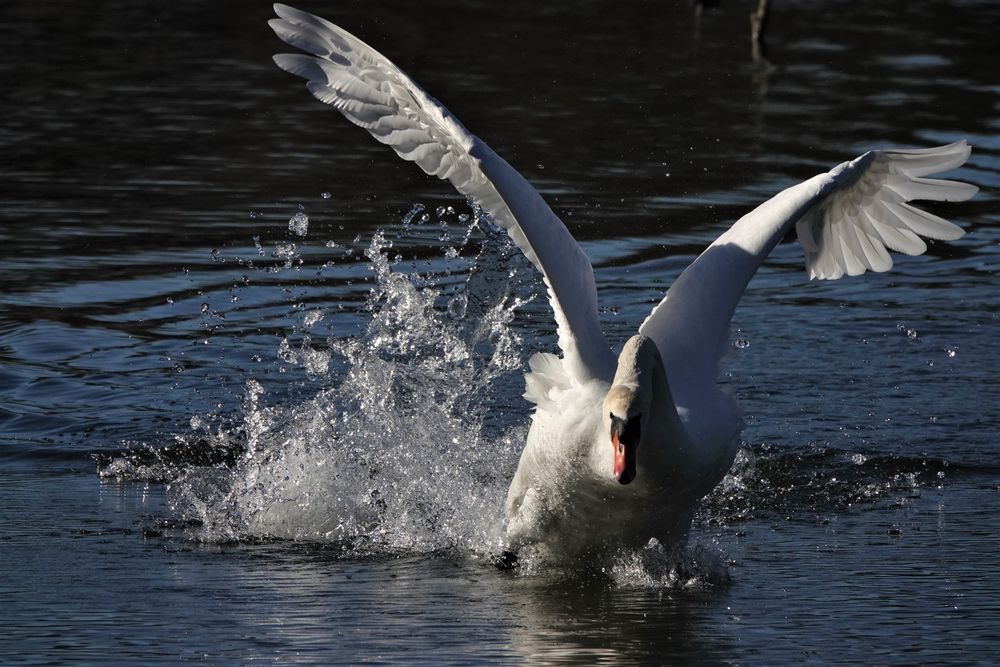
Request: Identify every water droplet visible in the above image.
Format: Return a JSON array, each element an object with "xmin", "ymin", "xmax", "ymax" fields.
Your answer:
[
  {"xmin": 249, "ymin": 210, "xmax": 260, "ymax": 219},
  {"xmin": 200, "ymin": 303, "xmax": 209, "ymax": 314},
  {"xmin": 945, "ymin": 348, "xmax": 957, "ymax": 358},
  {"xmin": 733, "ymin": 337, "xmax": 750, "ymax": 349},
  {"xmin": 447, "ymin": 294, "xmax": 468, "ymax": 320},
  {"xmin": 303, "ymin": 310, "xmax": 324, "ymax": 328},
  {"xmin": 273, "ymin": 243, "xmax": 298, "ymax": 269},
  {"xmin": 321, "ymin": 191, "xmax": 332, "ymax": 199},
  {"xmin": 457, "ymin": 213, "xmax": 470, "ymax": 223},
  {"xmin": 401, "ymin": 203, "xmax": 425, "ymax": 225},
  {"xmin": 166, "ymin": 297, "xmax": 174, "ymax": 305},
  {"xmin": 436, "ymin": 205, "xmax": 447, "ymax": 217},
  {"xmin": 851, "ymin": 453, "xmax": 867, "ymax": 465},
  {"xmin": 289, "ymin": 211, "xmax": 309, "ymax": 236}
]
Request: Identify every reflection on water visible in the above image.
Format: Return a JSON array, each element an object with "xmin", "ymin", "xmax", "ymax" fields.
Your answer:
[{"xmin": 2, "ymin": 0, "xmax": 999, "ymax": 663}]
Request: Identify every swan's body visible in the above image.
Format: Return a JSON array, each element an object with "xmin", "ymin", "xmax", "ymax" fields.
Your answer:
[
  {"xmin": 269, "ymin": 4, "xmax": 977, "ymax": 560},
  {"xmin": 506, "ymin": 335, "xmax": 736, "ymax": 559}
]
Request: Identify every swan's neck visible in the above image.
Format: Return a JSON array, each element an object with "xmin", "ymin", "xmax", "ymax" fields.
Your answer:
[{"xmin": 647, "ymin": 353, "xmax": 687, "ymax": 437}]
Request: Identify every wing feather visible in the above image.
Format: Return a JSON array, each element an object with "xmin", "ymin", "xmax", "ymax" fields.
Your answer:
[
  {"xmin": 639, "ymin": 142, "xmax": 976, "ymax": 398},
  {"xmin": 270, "ymin": 4, "xmax": 614, "ymax": 382}
]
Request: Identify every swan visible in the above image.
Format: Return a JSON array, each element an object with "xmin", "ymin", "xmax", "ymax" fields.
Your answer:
[{"xmin": 267, "ymin": 4, "xmax": 977, "ymax": 561}]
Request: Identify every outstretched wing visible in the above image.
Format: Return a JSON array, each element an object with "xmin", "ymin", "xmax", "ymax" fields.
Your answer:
[
  {"xmin": 639, "ymin": 141, "xmax": 977, "ymax": 398},
  {"xmin": 269, "ymin": 4, "xmax": 615, "ymax": 382}
]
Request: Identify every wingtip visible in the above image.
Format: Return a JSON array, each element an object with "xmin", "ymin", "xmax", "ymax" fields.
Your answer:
[
  {"xmin": 938, "ymin": 139, "xmax": 973, "ymax": 171},
  {"xmin": 942, "ymin": 181, "xmax": 979, "ymax": 203},
  {"xmin": 954, "ymin": 139, "xmax": 972, "ymax": 164},
  {"xmin": 273, "ymin": 3, "xmax": 325, "ymax": 26},
  {"xmin": 932, "ymin": 139, "xmax": 969, "ymax": 153},
  {"xmin": 939, "ymin": 139, "xmax": 968, "ymax": 151},
  {"xmin": 948, "ymin": 140, "xmax": 972, "ymax": 163}
]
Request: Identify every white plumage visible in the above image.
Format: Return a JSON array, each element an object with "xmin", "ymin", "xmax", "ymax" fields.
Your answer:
[{"xmin": 269, "ymin": 4, "xmax": 977, "ymax": 561}]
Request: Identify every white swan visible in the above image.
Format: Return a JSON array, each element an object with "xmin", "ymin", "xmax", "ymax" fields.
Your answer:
[{"xmin": 268, "ymin": 4, "xmax": 977, "ymax": 561}]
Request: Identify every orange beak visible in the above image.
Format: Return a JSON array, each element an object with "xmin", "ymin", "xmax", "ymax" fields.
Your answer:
[
  {"xmin": 612, "ymin": 429, "xmax": 638, "ymax": 485},
  {"xmin": 610, "ymin": 413, "xmax": 641, "ymax": 484}
]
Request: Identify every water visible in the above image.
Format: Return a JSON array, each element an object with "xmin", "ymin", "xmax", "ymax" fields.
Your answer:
[{"xmin": 2, "ymin": 0, "xmax": 999, "ymax": 663}]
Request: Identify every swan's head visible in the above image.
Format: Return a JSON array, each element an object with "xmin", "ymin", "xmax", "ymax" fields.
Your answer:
[
  {"xmin": 602, "ymin": 335, "xmax": 662, "ymax": 485},
  {"xmin": 604, "ymin": 386, "xmax": 642, "ymax": 485}
]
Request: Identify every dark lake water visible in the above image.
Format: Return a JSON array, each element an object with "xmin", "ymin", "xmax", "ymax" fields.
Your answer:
[{"xmin": 3, "ymin": 0, "xmax": 999, "ymax": 663}]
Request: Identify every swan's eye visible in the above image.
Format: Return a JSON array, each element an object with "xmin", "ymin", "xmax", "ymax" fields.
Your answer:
[
  {"xmin": 609, "ymin": 413, "xmax": 641, "ymax": 446},
  {"xmin": 609, "ymin": 414, "xmax": 624, "ymax": 442}
]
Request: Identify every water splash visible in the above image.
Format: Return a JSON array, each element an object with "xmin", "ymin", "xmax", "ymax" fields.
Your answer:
[
  {"xmin": 608, "ymin": 539, "xmax": 731, "ymax": 589},
  {"xmin": 163, "ymin": 210, "xmax": 534, "ymax": 558},
  {"xmin": 288, "ymin": 210, "xmax": 309, "ymax": 236},
  {"xmin": 506, "ymin": 537, "xmax": 732, "ymax": 589}
]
